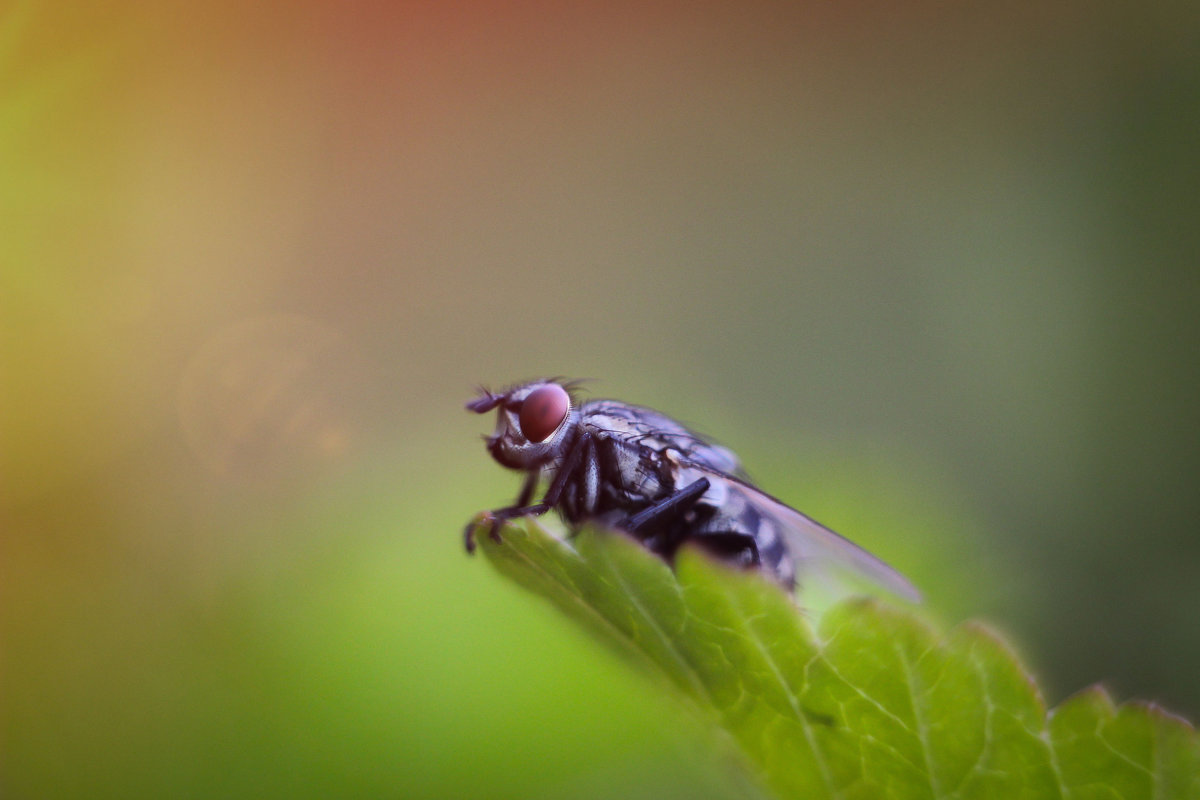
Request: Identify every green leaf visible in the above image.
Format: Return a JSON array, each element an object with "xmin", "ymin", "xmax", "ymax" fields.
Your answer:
[{"xmin": 471, "ymin": 517, "xmax": 1200, "ymax": 800}]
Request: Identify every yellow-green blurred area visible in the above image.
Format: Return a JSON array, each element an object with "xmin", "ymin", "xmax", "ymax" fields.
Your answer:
[{"xmin": 2, "ymin": 1, "xmax": 1197, "ymax": 797}]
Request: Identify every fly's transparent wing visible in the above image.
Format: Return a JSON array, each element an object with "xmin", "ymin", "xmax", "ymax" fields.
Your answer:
[
  {"xmin": 686, "ymin": 463, "xmax": 921, "ymax": 603},
  {"xmin": 749, "ymin": 487, "xmax": 921, "ymax": 603}
]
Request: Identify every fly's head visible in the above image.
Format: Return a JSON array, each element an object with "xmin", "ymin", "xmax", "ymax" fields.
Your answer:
[{"xmin": 467, "ymin": 379, "xmax": 579, "ymax": 470}]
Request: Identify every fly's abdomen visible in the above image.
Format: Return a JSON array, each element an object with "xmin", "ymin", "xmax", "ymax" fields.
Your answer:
[
  {"xmin": 680, "ymin": 500, "xmax": 792, "ymax": 589},
  {"xmin": 754, "ymin": 514, "xmax": 794, "ymax": 588}
]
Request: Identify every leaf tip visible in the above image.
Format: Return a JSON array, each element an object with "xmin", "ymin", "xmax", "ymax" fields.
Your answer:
[{"xmin": 1126, "ymin": 698, "xmax": 1197, "ymax": 732}]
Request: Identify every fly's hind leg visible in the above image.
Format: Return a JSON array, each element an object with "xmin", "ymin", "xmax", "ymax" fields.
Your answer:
[
  {"xmin": 624, "ymin": 478, "xmax": 710, "ymax": 534},
  {"xmin": 619, "ymin": 478, "xmax": 710, "ymax": 556}
]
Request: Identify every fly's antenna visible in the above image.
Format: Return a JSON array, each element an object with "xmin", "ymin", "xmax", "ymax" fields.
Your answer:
[{"xmin": 466, "ymin": 385, "xmax": 502, "ymax": 413}]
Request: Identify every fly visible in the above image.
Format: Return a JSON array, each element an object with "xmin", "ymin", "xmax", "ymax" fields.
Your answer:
[{"xmin": 465, "ymin": 377, "xmax": 919, "ymax": 602}]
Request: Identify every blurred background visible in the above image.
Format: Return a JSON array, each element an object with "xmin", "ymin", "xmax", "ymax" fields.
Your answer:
[{"xmin": 3, "ymin": 1, "xmax": 1198, "ymax": 797}]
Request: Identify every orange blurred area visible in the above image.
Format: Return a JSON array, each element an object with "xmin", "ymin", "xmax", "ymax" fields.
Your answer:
[{"xmin": 3, "ymin": 1, "xmax": 1198, "ymax": 797}]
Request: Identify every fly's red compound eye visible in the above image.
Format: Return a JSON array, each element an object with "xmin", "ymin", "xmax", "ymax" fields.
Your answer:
[{"xmin": 517, "ymin": 384, "xmax": 569, "ymax": 443}]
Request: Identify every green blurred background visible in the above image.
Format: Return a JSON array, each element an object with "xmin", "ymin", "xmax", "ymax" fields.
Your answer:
[{"xmin": 3, "ymin": 1, "xmax": 1198, "ymax": 797}]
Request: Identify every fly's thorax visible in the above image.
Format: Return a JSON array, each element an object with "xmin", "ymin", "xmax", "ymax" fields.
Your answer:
[
  {"xmin": 666, "ymin": 452, "xmax": 730, "ymax": 507},
  {"xmin": 586, "ymin": 432, "xmax": 669, "ymax": 507}
]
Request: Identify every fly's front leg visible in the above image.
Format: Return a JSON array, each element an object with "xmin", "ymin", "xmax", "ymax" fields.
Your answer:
[
  {"xmin": 468, "ymin": 501, "xmax": 554, "ymax": 551},
  {"xmin": 464, "ymin": 471, "xmax": 539, "ymax": 553},
  {"xmin": 464, "ymin": 432, "xmax": 591, "ymax": 553}
]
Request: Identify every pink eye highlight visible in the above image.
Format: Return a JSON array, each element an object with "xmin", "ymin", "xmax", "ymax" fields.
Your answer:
[{"xmin": 517, "ymin": 384, "xmax": 569, "ymax": 443}]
